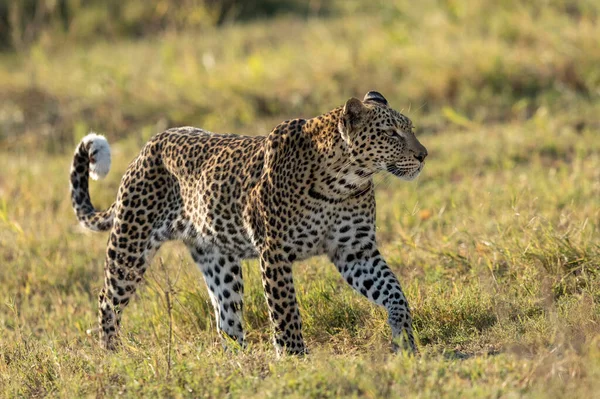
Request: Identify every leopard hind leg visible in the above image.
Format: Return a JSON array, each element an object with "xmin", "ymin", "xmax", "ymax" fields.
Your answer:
[{"xmin": 188, "ymin": 244, "xmax": 246, "ymax": 347}]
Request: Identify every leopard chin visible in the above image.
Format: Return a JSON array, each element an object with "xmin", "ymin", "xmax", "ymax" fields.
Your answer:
[{"xmin": 386, "ymin": 163, "xmax": 424, "ymax": 181}]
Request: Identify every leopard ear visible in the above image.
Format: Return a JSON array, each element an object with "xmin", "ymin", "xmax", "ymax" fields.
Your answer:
[
  {"xmin": 338, "ymin": 97, "xmax": 369, "ymax": 144},
  {"xmin": 343, "ymin": 97, "xmax": 368, "ymax": 126},
  {"xmin": 363, "ymin": 91, "xmax": 388, "ymax": 106},
  {"xmin": 339, "ymin": 97, "xmax": 368, "ymax": 144}
]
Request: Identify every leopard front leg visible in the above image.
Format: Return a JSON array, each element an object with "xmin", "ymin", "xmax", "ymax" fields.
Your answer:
[
  {"xmin": 330, "ymin": 247, "xmax": 417, "ymax": 353},
  {"xmin": 260, "ymin": 250, "xmax": 307, "ymax": 356},
  {"xmin": 327, "ymin": 194, "xmax": 418, "ymax": 353}
]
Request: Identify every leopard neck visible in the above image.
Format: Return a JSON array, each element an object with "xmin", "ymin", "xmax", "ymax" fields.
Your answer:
[{"xmin": 302, "ymin": 107, "xmax": 374, "ymax": 198}]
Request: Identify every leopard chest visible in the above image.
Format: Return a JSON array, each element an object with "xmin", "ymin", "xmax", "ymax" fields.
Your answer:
[{"xmin": 279, "ymin": 203, "xmax": 336, "ymax": 261}]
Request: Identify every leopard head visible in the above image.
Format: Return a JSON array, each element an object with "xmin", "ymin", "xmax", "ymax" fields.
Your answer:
[{"xmin": 338, "ymin": 91, "xmax": 427, "ymax": 181}]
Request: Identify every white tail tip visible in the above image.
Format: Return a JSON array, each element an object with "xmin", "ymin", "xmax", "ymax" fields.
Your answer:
[{"xmin": 82, "ymin": 133, "xmax": 111, "ymax": 180}]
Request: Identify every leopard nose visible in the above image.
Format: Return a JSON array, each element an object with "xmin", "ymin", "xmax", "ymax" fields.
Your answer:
[{"xmin": 414, "ymin": 150, "xmax": 428, "ymax": 162}]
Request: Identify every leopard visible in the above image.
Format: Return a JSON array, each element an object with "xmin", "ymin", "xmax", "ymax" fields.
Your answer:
[{"xmin": 69, "ymin": 91, "xmax": 428, "ymax": 355}]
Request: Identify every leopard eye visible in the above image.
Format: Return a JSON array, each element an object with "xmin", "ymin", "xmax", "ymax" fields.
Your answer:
[
  {"xmin": 384, "ymin": 128, "xmax": 399, "ymax": 137},
  {"xmin": 385, "ymin": 128, "xmax": 404, "ymax": 140}
]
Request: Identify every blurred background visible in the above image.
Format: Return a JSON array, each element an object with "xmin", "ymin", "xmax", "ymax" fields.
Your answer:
[
  {"xmin": 0, "ymin": 1, "xmax": 599, "ymax": 396},
  {"xmin": 1, "ymin": 0, "xmax": 598, "ymax": 151}
]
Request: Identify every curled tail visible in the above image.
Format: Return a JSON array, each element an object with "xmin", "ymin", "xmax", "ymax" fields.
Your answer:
[{"xmin": 70, "ymin": 133, "xmax": 115, "ymax": 232}]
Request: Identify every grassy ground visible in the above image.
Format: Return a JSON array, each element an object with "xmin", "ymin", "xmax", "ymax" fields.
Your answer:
[{"xmin": 1, "ymin": 1, "xmax": 599, "ymax": 397}]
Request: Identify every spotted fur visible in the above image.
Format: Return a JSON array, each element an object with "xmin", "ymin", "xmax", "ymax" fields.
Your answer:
[{"xmin": 70, "ymin": 91, "xmax": 428, "ymax": 355}]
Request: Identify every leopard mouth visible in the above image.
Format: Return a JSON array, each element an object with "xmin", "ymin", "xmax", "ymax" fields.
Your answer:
[{"xmin": 386, "ymin": 163, "xmax": 423, "ymax": 181}]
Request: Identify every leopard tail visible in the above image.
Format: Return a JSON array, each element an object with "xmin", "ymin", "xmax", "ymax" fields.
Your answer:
[{"xmin": 69, "ymin": 133, "xmax": 116, "ymax": 232}]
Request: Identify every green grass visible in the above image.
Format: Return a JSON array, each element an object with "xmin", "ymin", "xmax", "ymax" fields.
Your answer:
[{"xmin": 1, "ymin": 0, "xmax": 599, "ymax": 397}]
